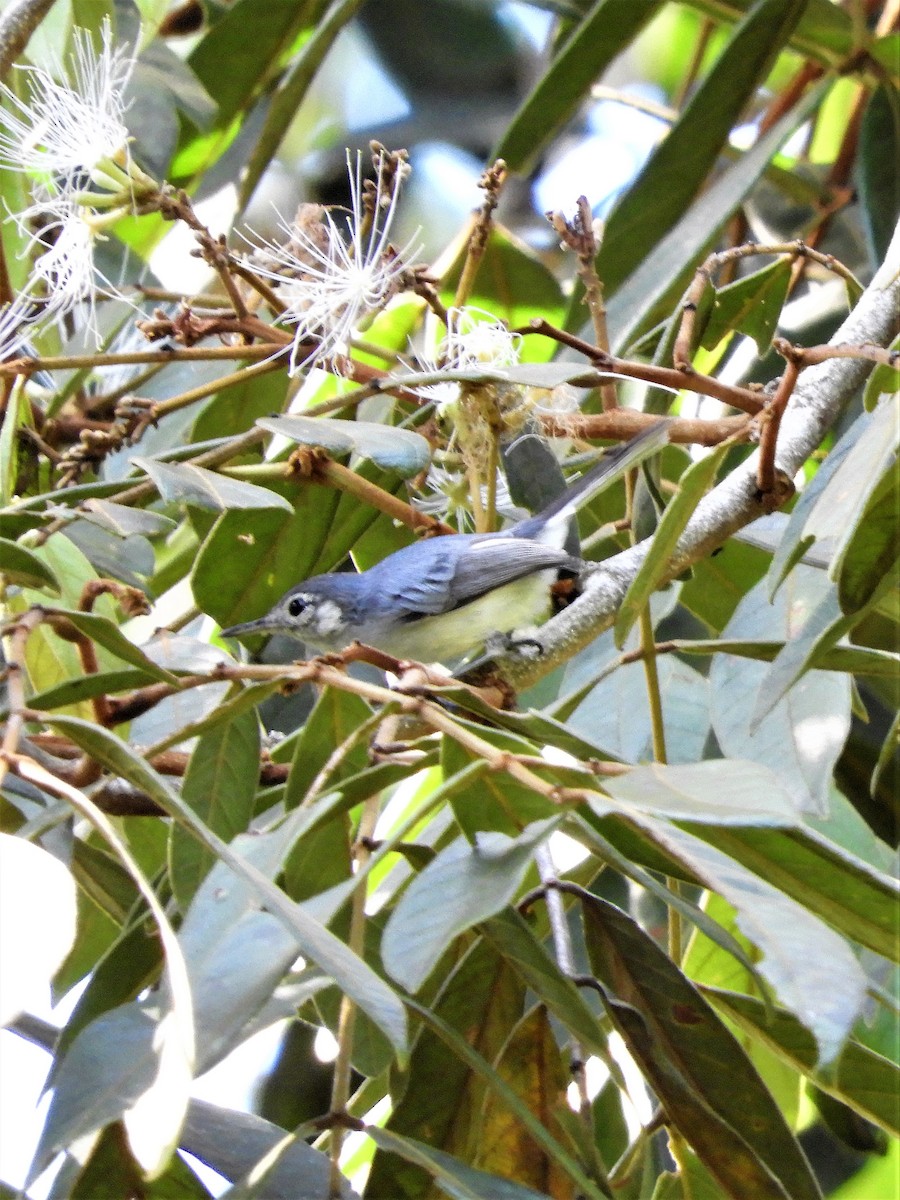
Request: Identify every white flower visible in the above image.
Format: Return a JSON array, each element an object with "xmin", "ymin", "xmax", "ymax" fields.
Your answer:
[
  {"xmin": 413, "ymin": 463, "xmax": 521, "ymax": 529},
  {"xmin": 0, "ymin": 21, "xmax": 150, "ymax": 346},
  {"xmin": 247, "ymin": 150, "xmax": 420, "ymax": 374},
  {"xmin": 406, "ymin": 306, "xmax": 522, "ymax": 408},
  {"xmin": 0, "ymin": 20, "xmax": 136, "ymax": 194},
  {"xmin": 443, "ymin": 306, "xmax": 521, "ymax": 371}
]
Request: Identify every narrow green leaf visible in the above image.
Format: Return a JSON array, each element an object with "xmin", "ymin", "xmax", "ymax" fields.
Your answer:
[
  {"xmin": 367, "ymin": 943, "xmax": 527, "ymax": 1198},
  {"xmin": 704, "ymin": 987, "xmax": 900, "ymax": 1136},
  {"xmin": 368, "ymin": 1127, "xmax": 552, "ymax": 1200},
  {"xmin": 582, "ymin": 895, "xmax": 822, "ymax": 1200},
  {"xmin": 834, "ymin": 466, "xmax": 899, "ymax": 615},
  {"xmin": 595, "ymin": 0, "xmax": 808, "ymax": 299},
  {"xmin": 133, "ymin": 457, "xmax": 293, "ymax": 513},
  {"xmin": 629, "ymin": 815, "xmax": 867, "ymax": 1064},
  {"xmin": 607, "ymin": 82, "xmax": 827, "ymax": 351},
  {"xmin": 186, "ymin": 0, "xmax": 310, "ymax": 128},
  {"xmin": 673, "ymin": 637, "xmax": 900, "ymax": 677},
  {"xmin": 45, "ymin": 717, "xmax": 408, "ymax": 1057},
  {"xmin": 180, "ymin": 1101, "xmax": 350, "ymax": 1199},
  {"xmin": 170, "ymin": 705, "xmax": 260, "ymax": 910},
  {"xmin": 178, "ymin": 794, "xmax": 347, "ymax": 1074},
  {"xmin": 382, "ymin": 820, "xmax": 559, "ymax": 992},
  {"xmin": 697, "ymin": 822, "xmax": 899, "ymax": 960},
  {"xmin": 31, "ymin": 1004, "xmax": 171, "ymax": 1182},
  {"xmin": 700, "ymin": 259, "xmax": 793, "ymax": 353},
  {"xmin": 43, "ymin": 610, "xmax": 179, "ymax": 684},
  {"xmin": 283, "ymin": 687, "xmax": 375, "ymax": 810},
  {"xmin": 23, "ymin": 668, "xmax": 172, "ymax": 714},
  {"xmin": 407, "ymin": 997, "xmax": 608, "ymax": 1200},
  {"xmin": 600, "ymin": 759, "xmax": 800, "ymax": 825},
  {"xmin": 0, "ymin": 538, "xmax": 60, "ymax": 592},
  {"xmin": 80, "ymin": 499, "xmax": 177, "ymax": 538},
  {"xmin": 237, "ymin": 0, "xmax": 367, "ymax": 211},
  {"xmin": 494, "ymin": 0, "xmax": 663, "ymax": 171},
  {"xmin": 572, "ymin": 812, "xmax": 771, "ymax": 1001},
  {"xmin": 480, "ymin": 909, "xmax": 608, "ymax": 1060},
  {"xmin": 257, "ymin": 416, "xmax": 432, "ymax": 478},
  {"xmin": 858, "ymin": 83, "xmax": 900, "ymax": 266},
  {"xmin": 615, "ymin": 444, "xmax": 729, "ymax": 646}
]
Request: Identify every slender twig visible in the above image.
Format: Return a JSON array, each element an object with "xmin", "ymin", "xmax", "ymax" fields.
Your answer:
[
  {"xmin": 756, "ymin": 343, "xmax": 802, "ymax": 495},
  {"xmin": 328, "ymin": 794, "xmax": 380, "ymax": 1197},
  {"xmin": 453, "ymin": 160, "xmax": 507, "ymax": 309},
  {"xmin": 525, "ymin": 318, "xmax": 766, "ymax": 415}
]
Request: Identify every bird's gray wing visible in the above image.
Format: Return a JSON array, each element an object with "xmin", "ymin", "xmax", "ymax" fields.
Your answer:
[
  {"xmin": 377, "ymin": 538, "xmax": 470, "ymax": 615},
  {"xmin": 373, "ymin": 534, "xmax": 576, "ymax": 617},
  {"xmin": 445, "ymin": 536, "xmax": 577, "ymax": 608}
]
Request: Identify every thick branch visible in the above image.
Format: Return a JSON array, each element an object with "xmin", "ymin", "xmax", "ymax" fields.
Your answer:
[{"xmin": 502, "ymin": 219, "xmax": 900, "ymax": 687}]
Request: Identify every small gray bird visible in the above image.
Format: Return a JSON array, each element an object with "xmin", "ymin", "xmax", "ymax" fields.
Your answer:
[{"xmin": 221, "ymin": 422, "xmax": 670, "ymax": 663}]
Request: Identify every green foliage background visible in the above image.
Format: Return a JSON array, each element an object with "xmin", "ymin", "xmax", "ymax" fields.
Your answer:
[{"xmin": 0, "ymin": 1, "xmax": 897, "ymax": 1198}]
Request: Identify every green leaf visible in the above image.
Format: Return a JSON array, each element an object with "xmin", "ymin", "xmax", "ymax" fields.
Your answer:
[
  {"xmin": 133, "ymin": 457, "xmax": 293, "ymax": 513},
  {"xmin": 368, "ymin": 1127, "xmax": 553, "ymax": 1200},
  {"xmin": 615, "ymin": 443, "xmax": 729, "ymax": 646},
  {"xmin": 30, "ymin": 1003, "xmax": 182, "ymax": 1184},
  {"xmin": 673, "ymin": 637, "xmax": 900, "ymax": 677},
  {"xmin": 256, "ymin": 416, "xmax": 431, "ymax": 478},
  {"xmin": 283, "ymin": 687, "xmax": 374, "ymax": 810},
  {"xmin": 367, "ymin": 943, "xmax": 528, "ymax": 1198},
  {"xmin": 180, "ymin": 1101, "xmax": 351, "ymax": 1199},
  {"xmin": 834, "ymin": 462, "xmax": 899, "ymax": 616},
  {"xmin": 606, "ymin": 81, "xmax": 827, "ymax": 352},
  {"xmin": 494, "ymin": 0, "xmax": 664, "ymax": 172},
  {"xmin": 582, "ymin": 894, "xmax": 822, "ymax": 1200},
  {"xmin": 629, "ymin": 815, "xmax": 867, "ymax": 1065},
  {"xmin": 858, "ymin": 84, "xmax": 900, "ymax": 267},
  {"xmin": 0, "ymin": 538, "xmax": 60, "ymax": 592},
  {"xmin": 237, "ymin": 0, "xmax": 367, "ymax": 211},
  {"xmin": 702, "ymin": 820, "xmax": 899, "ymax": 961},
  {"xmin": 406, "ymin": 995, "xmax": 607, "ymax": 1200},
  {"xmin": 704, "ymin": 987, "xmax": 900, "ymax": 1136},
  {"xmin": 600, "ymin": 758, "xmax": 800, "ymax": 825},
  {"xmin": 177, "ymin": 797, "xmax": 345, "ymax": 1073},
  {"xmin": 44, "ymin": 717, "xmax": 409, "ymax": 1057},
  {"xmin": 170, "ymin": 705, "xmax": 261, "ymax": 910},
  {"xmin": 43, "ymin": 610, "xmax": 179, "ymax": 685},
  {"xmin": 186, "ymin": 0, "xmax": 310, "ymax": 129},
  {"xmin": 80, "ymin": 499, "xmax": 177, "ymax": 539},
  {"xmin": 480, "ymin": 909, "xmax": 609, "ymax": 1061},
  {"xmin": 710, "ymin": 571, "xmax": 851, "ymax": 812},
  {"xmin": 191, "ymin": 482, "xmax": 340, "ymax": 630},
  {"xmin": 594, "ymin": 0, "xmax": 808, "ymax": 299},
  {"xmin": 700, "ymin": 258, "xmax": 793, "ymax": 353},
  {"xmin": 770, "ymin": 399, "xmax": 898, "ymax": 598},
  {"xmin": 381, "ymin": 820, "xmax": 559, "ymax": 992},
  {"xmin": 70, "ymin": 1120, "xmax": 213, "ymax": 1199}
]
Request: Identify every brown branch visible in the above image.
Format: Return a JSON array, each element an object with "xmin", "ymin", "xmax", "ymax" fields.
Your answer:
[
  {"xmin": 539, "ymin": 409, "xmax": 752, "ymax": 447},
  {"xmin": 526, "ymin": 318, "xmax": 766, "ymax": 415},
  {"xmin": 547, "ymin": 197, "xmax": 617, "ymax": 410},
  {"xmin": 453, "ymin": 160, "xmax": 508, "ymax": 309}
]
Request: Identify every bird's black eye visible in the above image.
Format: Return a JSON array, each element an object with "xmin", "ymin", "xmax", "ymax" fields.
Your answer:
[{"xmin": 288, "ymin": 596, "xmax": 306, "ymax": 617}]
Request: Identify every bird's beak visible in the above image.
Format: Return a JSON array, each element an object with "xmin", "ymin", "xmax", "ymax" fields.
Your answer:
[{"xmin": 220, "ymin": 614, "xmax": 280, "ymax": 639}]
